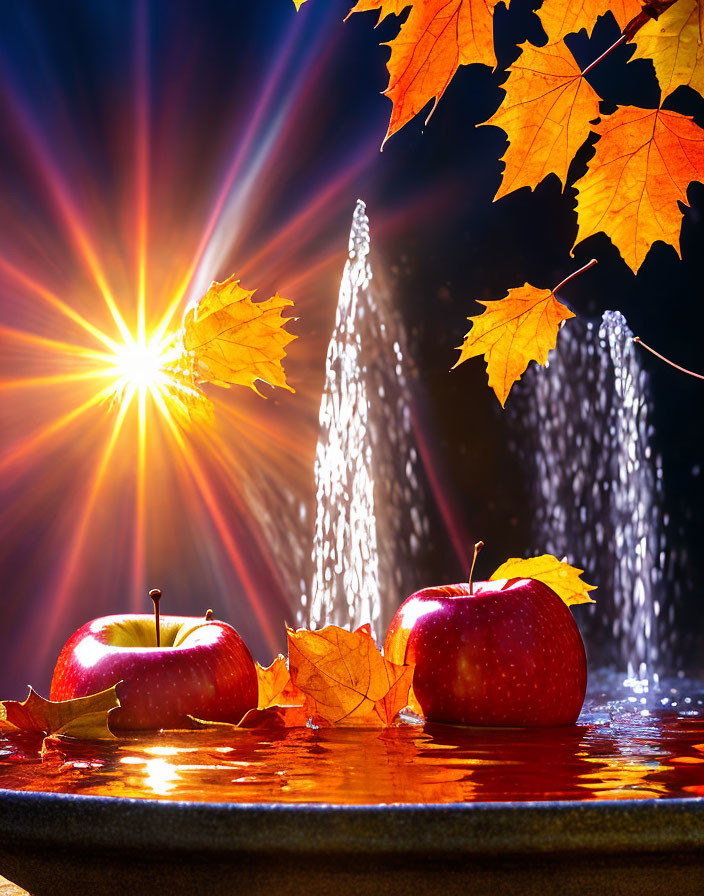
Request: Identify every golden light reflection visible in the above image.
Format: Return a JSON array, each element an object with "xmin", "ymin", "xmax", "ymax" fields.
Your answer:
[
  {"xmin": 5, "ymin": 707, "xmax": 704, "ymax": 804},
  {"xmin": 143, "ymin": 758, "xmax": 179, "ymax": 795},
  {"xmin": 120, "ymin": 755, "xmax": 180, "ymax": 796},
  {"xmin": 579, "ymin": 758, "xmax": 668, "ymax": 800}
]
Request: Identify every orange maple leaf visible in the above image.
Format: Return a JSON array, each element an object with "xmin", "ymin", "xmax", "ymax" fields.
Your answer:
[
  {"xmin": 352, "ymin": 0, "xmax": 500, "ymax": 144},
  {"xmin": 486, "ymin": 40, "xmax": 600, "ymax": 198},
  {"xmin": 183, "ymin": 275, "xmax": 296, "ymax": 397},
  {"xmin": 573, "ymin": 106, "xmax": 704, "ymax": 272},
  {"xmin": 255, "ymin": 655, "xmax": 290, "ymax": 708},
  {"xmin": 373, "ymin": 664, "xmax": 415, "ymax": 725},
  {"xmin": 255, "ymin": 655, "xmax": 305, "ymax": 709},
  {"xmin": 452, "ymin": 261, "xmax": 602, "ymax": 406},
  {"xmin": 287, "ymin": 624, "xmax": 414, "ymax": 725},
  {"xmin": 537, "ymin": 0, "xmax": 644, "ymax": 44},
  {"xmin": 0, "ymin": 685, "xmax": 119, "ymax": 741}
]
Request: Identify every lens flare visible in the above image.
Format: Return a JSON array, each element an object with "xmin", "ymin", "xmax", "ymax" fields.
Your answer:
[
  {"xmin": 0, "ymin": 1, "xmax": 464, "ymax": 695},
  {"xmin": 101, "ymin": 327, "xmax": 190, "ymax": 415},
  {"xmin": 111, "ymin": 338, "xmax": 171, "ymax": 397},
  {"xmin": 0, "ymin": 1, "xmax": 389, "ymax": 691}
]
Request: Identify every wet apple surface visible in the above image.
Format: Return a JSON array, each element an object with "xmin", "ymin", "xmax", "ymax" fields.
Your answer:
[
  {"xmin": 2, "ymin": 675, "xmax": 704, "ymax": 804},
  {"xmin": 385, "ymin": 577, "xmax": 588, "ymax": 727},
  {"xmin": 50, "ymin": 614, "xmax": 258, "ymax": 730}
]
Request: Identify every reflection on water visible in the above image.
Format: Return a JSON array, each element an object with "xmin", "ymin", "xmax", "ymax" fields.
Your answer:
[{"xmin": 2, "ymin": 678, "xmax": 704, "ymax": 805}]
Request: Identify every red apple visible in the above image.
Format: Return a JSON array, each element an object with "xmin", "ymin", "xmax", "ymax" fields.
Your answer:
[
  {"xmin": 385, "ymin": 577, "xmax": 587, "ymax": 727},
  {"xmin": 50, "ymin": 612, "xmax": 258, "ymax": 731}
]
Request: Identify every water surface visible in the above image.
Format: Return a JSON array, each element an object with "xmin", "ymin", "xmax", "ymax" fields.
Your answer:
[{"xmin": 2, "ymin": 676, "xmax": 704, "ymax": 804}]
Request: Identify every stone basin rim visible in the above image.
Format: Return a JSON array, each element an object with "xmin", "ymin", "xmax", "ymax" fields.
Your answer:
[{"xmin": 1, "ymin": 789, "xmax": 703, "ymax": 858}]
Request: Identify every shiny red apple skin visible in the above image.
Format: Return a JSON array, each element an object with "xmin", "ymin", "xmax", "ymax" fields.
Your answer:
[
  {"xmin": 50, "ymin": 614, "xmax": 258, "ymax": 731},
  {"xmin": 385, "ymin": 579, "xmax": 587, "ymax": 727}
]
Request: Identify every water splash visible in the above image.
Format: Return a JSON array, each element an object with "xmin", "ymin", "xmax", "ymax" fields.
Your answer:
[
  {"xmin": 308, "ymin": 200, "xmax": 381, "ymax": 634},
  {"xmin": 307, "ymin": 200, "xmax": 429, "ymax": 639},
  {"xmin": 508, "ymin": 311, "xmax": 680, "ymax": 680}
]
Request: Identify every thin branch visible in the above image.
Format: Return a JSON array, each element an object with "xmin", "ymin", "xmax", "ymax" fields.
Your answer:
[
  {"xmin": 633, "ymin": 337, "xmax": 704, "ymax": 382},
  {"xmin": 553, "ymin": 258, "xmax": 598, "ymax": 296},
  {"xmin": 581, "ymin": 34, "xmax": 627, "ymax": 78},
  {"xmin": 579, "ymin": 0, "xmax": 679, "ymax": 79}
]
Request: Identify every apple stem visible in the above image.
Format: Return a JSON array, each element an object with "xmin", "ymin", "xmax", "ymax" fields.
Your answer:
[
  {"xmin": 468, "ymin": 541, "xmax": 485, "ymax": 595},
  {"xmin": 205, "ymin": 609, "xmax": 214, "ymax": 621},
  {"xmin": 149, "ymin": 589, "xmax": 162, "ymax": 647}
]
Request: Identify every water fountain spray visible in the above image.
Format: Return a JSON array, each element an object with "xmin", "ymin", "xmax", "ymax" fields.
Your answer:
[
  {"xmin": 308, "ymin": 200, "xmax": 430, "ymax": 640},
  {"xmin": 509, "ymin": 311, "xmax": 681, "ymax": 682}
]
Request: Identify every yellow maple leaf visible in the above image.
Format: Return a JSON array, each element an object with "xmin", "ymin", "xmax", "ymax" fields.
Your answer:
[
  {"xmin": 293, "ymin": 0, "xmax": 308, "ymax": 9},
  {"xmin": 161, "ymin": 364, "xmax": 216, "ymax": 427},
  {"xmin": 537, "ymin": 0, "xmax": 643, "ymax": 44},
  {"xmin": 573, "ymin": 105, "xmax": 704, "ymax": 272},
  {"xmin": 183, "ymin": 275, "xmax": 296, "ymax": 397},
  {"xmin": 490, "ymin": 554, "xmax": 596, "ymax": 606},
  {"xmin": 255, "ymin": 655, "xmax": 290, "ymax": 709},
  {"xmin": 453, "ymin": 272, "xmax": 585, "ymax": 406},
  {"xmin": 632, "ymin": 0, "xmax": 704, "ymax": 99},
  {"xmin": 0, "ymin": 685, "xmax": 119, "ymax": 740},
  {"xmin": 487, "ymin": 40, "xmax": 601, "ymax": 198}
]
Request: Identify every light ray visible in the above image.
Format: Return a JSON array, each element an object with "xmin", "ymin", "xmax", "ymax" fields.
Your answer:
[
  {"xmin": 0, "ymin": 324, "xmax": 114, "ymax": 363},
  {"xmin": 0, "ymin": 370, "xmax": 116, "ymax": 392},
  {"xmin": 135, "ymin": 0, "xmax": 149, "ymax": 344},
  {"xmin": 36, "ymin": 392, "xmax": 135, "ymax": 659},
  {"xmin": 0, "ymin": 258, "xmax": 121, "ymax": 353},
  {"xmin": 151, "ymin": 389, "xmax": 284, "ymax": 654},
  {"xmin": 130, "ymin": 1, "xmax": 151, "ymax": 609},
  {"xmin": 210, "ymin": 394, "xmax": 310, "ymax": 462},
  {"xmin": 241, "ymin": 156, "xmax": 374, "ymax": 280},
  {"xmin": 201, "ymin": 426, "xmax": 304, "ymax": 628},
  {"xmin": 151, "ymin": 14, "xmax": 315, "ymax": 343},
  {"xmin": 0, "ymin": 385, "xmax": 115, "ymax": 474},
  {"xmin": 0, "ymin": 89, "xmax": 132, "ymax": 343},
  {"xmin": 133, "ymin": 384, "xmax": 147, "ymax": 609}
]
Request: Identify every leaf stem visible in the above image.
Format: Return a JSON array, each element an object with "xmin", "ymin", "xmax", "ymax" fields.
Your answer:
[
  {"xmin": 468, "ymin": 541, "xmax": 485, "ymax": 595},
  {"xmin": 149, "ymin": 589, "xmax": 162, "ymax": 647},
  {"xmin": 552, "ymin": 258, "xmax": 598, "ymax": 297},
  {"xmin": 579, "ymin": 1, "xmax": 679, "ymax": 80},
  {"xmin": 578, "ymin": 0, "xmax": 679, "ymax": 80},
  {"xmin": 633, "ymin": 337, "xmax": 704, "ymax": 381},
  {"xmin": 581, "ymin": 34, "xmax": 628, "ymax": 77}
]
